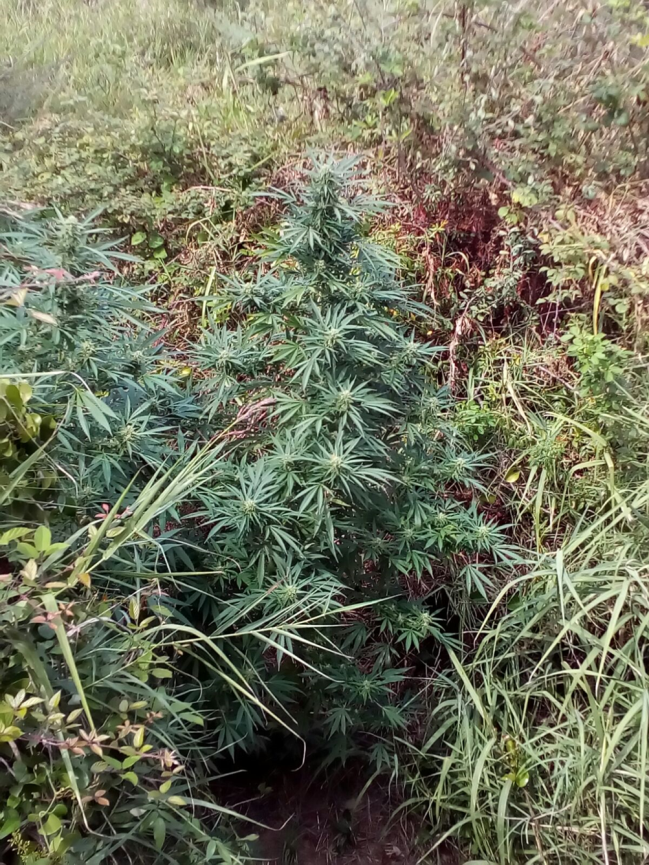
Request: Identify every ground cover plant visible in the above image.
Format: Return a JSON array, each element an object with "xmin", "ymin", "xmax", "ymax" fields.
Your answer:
[{"xmin": 1, "ymin": 1, "xmax": 649, "ymax": 863}]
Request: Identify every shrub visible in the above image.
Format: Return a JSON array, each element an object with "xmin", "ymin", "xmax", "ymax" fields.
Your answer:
[
  {"xmin": 0, "ymin": 204, "xmax": 205, "ymax": 524},
  {"xmin": 0, "ymin": 198, "xmax": 328, "ymax": 863},
  {"xmin": 190, "ymin": 157, "xmax": 515, "ymax": 759}
]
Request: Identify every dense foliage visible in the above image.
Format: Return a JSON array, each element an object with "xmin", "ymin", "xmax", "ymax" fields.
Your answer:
[
  {"xmin": 2, "ymin": 1, "xmax": 649, "ymax": 863},
  {"xmin": 189, "ymin": 157, "xmax": 517, "ymax": 757}
]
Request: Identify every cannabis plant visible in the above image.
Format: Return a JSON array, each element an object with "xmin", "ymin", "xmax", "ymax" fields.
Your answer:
[
  {"xmin": 193, "ymin": 157, "xmax": 515, "ymax": 759},
  {"xmin": 0, "ymin": 205, "xmax": 202, "ymax": 526},
  {"xmin": 0, "ymin": 197, "xmax": 357, "ymax": 862}
]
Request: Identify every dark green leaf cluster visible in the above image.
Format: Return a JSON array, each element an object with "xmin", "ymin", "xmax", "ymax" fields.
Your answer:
[
  {"xmin": 192, "ymin": 158, "xmax": 516, "ymax": 752},
  {"xmin": 0, "ymin": 206, "xmax": 202, "ymax": 518}
]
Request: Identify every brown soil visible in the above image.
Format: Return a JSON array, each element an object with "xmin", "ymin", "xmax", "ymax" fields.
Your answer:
[{"xmin": 225, "ymin": 764, "xmax": 420, "ymax": 865}]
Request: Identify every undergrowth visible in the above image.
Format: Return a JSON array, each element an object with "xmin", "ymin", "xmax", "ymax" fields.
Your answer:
[{"xmin": 2, "ymin": 1, "xmax": 649, "ymax": 863}]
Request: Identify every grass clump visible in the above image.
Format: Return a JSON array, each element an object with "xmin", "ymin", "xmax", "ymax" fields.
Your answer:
[{"xmin": 407, "ymin": 501, "xmax": 649, "ymax": 864}]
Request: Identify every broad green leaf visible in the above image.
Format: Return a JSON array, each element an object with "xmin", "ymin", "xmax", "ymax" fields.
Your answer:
[
  {"xmin": 15, "ymin": 542, "xmax": 39, "ymax": 559},
  {"xmin": 34, "ymin": 526, "xmax": 51, "ymax": 553},
  {"xmin": 0, "ymin": 527, "xmax": 31, "ymax": 545},
  {"xmin": 151, "ymin": 668, "xmax": 172, "ymax": 679},
  {"xmin": 153, "ymin": 816, "xmax": 166, "ymax": 850},
  {"xmin": 167, "ymin": 796, "xmax": 186, "ymax": 807},
  {"xmin": 0, "ymin": 809, "xmax": 20, "ymax": 839},
  {"xmin": 43, "ymin": 813, "xmax": 62, "ymax": 835}
]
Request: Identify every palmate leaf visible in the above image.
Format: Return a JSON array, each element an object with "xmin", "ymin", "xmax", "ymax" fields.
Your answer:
[{"xmin": 187, "ymin": 156, "xmax": 502, "ymax": 759}]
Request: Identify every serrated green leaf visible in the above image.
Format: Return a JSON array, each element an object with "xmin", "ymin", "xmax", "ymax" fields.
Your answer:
[{"xmin": 78, "ymin": 390, "xmax": 115, "ymax": 433}]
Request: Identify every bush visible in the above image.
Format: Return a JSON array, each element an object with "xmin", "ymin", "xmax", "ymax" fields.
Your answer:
[
  {"xmin": 3, "ymin": 118, "xmax": 648, "ymax": 861},
  {"xmin": 189, "ymin": 156, "xmax": 515, "ymax": 757},
  {"xmin": 0, "ymin": 204, "xmax": 204, "ymax": 521}
]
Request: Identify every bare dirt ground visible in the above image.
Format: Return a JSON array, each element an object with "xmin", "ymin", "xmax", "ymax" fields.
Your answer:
[{"xmin": 222, "ymin": 762, "xmax": 421, "ymax": 865}]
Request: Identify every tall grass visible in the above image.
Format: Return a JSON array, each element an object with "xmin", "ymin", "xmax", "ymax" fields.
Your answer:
[
  {"xmin": 404, "ymin": 479, "xmax": 649, "ymax": 864},
  {"xmin": 0, "ymin": 0, "xmax": 241, "ymax": 120}
]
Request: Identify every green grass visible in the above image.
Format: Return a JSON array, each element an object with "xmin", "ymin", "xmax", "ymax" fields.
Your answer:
[
  {"xmin": 404, "ymin": 483, "xmax": 649, "ymax": 863},
  {"xmin": 0, "ymin": 0, "xmax": 230, "ymax": 117}
]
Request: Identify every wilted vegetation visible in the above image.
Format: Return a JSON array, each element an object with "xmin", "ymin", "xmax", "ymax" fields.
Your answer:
[{"xmin": 1, "ymin": 1, "xmax": 649, "ymax": 863}]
